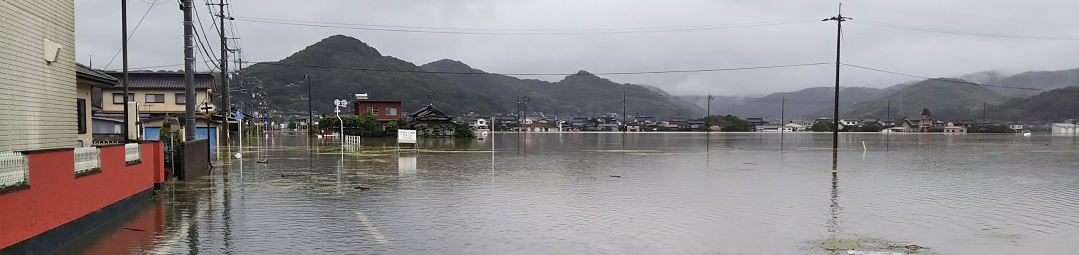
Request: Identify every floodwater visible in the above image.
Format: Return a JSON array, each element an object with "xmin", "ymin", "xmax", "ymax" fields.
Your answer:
[{"xmin": 60, "ymin": 132, "xmax": 1079, "ymax": 254}]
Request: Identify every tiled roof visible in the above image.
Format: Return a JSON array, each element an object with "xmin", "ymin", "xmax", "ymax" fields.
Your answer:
[
  {"xmin": 104, "ymin": 71, "xmax": 214, "ymax": 90},
  {"xmin": 76, "ymin": 63, "xmax": 118, "ymax": 86}
]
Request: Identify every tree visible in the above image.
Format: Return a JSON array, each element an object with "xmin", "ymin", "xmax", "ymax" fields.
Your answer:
[
  {"xmin": 856, "ymin": 122, "xmax": 884, "ymax": 132},
  {"xmin": 921, "ymin": 108, "xmax": 932, "ymax": 116},
  {"xmin": 811, "ymin": 122, "xmax": 833, "ymax": 132}
]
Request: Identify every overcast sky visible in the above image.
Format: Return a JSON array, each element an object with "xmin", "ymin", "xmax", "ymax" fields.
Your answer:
[{"xmin": 75, "ymin": 0, "xmax": 1079, "ymax": 96}]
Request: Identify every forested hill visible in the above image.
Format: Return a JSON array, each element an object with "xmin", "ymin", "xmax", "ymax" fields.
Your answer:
[
  {"xmin": 243, "ymin": 35, "xmax": 502, "ymax": 115},
  {"xmin": 421, "ymin": 59, "xmax": 696, "ymax": 117}
]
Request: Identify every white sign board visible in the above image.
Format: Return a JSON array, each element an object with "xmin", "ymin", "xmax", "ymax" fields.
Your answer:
[{"xmin": 398, "ymin": 129, "xmax": 417, "ymax": 144}]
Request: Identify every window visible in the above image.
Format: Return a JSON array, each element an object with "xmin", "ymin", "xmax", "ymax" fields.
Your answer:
[
  {"xmin": 367, "ymin": 107, "xmax": 379, "ymax": 115},
  {"xmin": 387, "ymin": 107, "xmax": 398, "ymax": 116},
  {"xmin": 176, "ymin": 93, "xmax": 186, "ymax": 104},
  {"xmin": 113, "ymin": 93, "xmax": 134, "ymax": 104},
  {"xmin": 145, "ymin": 94, "xmax": 165, "ymax": 103},
  {"xmin": 77, "ymin": 99, "xmax": 86, "ymax": 134}
]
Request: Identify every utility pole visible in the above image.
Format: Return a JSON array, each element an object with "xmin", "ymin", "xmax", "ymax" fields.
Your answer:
[
  {"xmin": 622, "ymin": 93, "xmax": 627, "ymax": 133},
  {"xmin": 121, "ymin": 0, "xmax": 130, "ymax": 142},
  {"xmin": 983, "ymin": 102, "xmax": 987, "ymax": 125},
  {"xmin": 781, "ymin": 97, "xmax": 786, "ymax": 135},
  {"xmin": 216, "ymin": 0, "xmax": 232, "ymax": 144},
  {"xmin": 306, "ymin": 74, "xmax": 312, "ymax": 134},
  {"xmin": 823, "ymin": 4, "xmax": 850, "ymax": 169},
  {"xmin": 887, "ymin": 101, "xmax": 891, "ymax": 124},
  {"xmin": 183, "ymin": 0, "xmax": 197, "ymax": 141}
]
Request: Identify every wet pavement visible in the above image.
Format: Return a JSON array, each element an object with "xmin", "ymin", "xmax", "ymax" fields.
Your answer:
[{"xmin": 62, "ymin": 132, "xmax": 1079, "ymax": 254}]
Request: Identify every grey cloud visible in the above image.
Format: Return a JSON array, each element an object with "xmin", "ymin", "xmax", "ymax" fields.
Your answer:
[{"xmin": 76, "ymin": 0, "xmax": 1079, "ymax": 96}]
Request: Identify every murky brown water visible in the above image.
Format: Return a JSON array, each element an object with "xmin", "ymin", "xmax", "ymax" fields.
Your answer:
[{"xmin": 60, "ymin": 132, "xmax": 1079, "ymax": 254}]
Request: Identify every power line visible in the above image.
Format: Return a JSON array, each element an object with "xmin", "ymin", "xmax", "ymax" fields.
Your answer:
[
  {"xmin": 191, "ymin": 5, "xmax": 220, "ymax": 71},
  {"xmin": 842, "ymin": 63, "xmax": 1048, "ymax": 92},
  {"xmin": 241, "ymin": 61, "xmax": 831, "ymax": 76},
  {"xmin": 105, "ymin": 61, "xmax": 216, "ymax": 71},
  {"xmin": 103, "ymin": 0, "xmax": 166, "ymax": 69},
  {"xmin": 852, "ymin": 20, "xmax": 1079, "ymax": 41},
  {"xmin": 234, "ymin": 17, "xmax": 818, "ymax": 35}
]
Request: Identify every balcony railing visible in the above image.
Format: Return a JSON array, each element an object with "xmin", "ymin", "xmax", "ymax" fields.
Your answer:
[
  {"xmin": 0, "ymin": 152, "xmax": 29, "ymax": 188},
  {"xmin": 74, "ymin": 147, "xmax": 101, "ymax": 175},
  {"xmin": 124, "ymin": 143, "xmax": 141, "ymax": 164}
]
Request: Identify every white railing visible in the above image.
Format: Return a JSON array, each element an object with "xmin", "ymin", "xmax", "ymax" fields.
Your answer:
[
  {"xmin": 344, "ymin": 135, "xmax": 362, "ymax": 145},
  {"xmin": 74, "ymin": 147, "xmax": 101, "ymax": 174},
  {"xmin": 0, "ymin": 152, "xmax": 29, "ymax": 188},
  {"xmin": 124, "ymin": 143, "xmax": 141, "ymax": 164}
]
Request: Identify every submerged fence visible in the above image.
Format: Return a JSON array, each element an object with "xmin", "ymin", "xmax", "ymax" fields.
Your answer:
[
  {"xmin": 0, "ymin": 152, "xmax": 29, "ymax": 188},
  {"xmin": 344, "ymin": 135, "xmax": 362, "ymax": 145}
]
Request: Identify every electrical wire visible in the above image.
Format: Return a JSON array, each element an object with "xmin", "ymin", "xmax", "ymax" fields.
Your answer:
[
  {"xmin": 103, "ymin": 0, "xmax": 167, "ymax": 70},
  {"xmin": 852, "ymin": 20, "xmax": 1079, "ymax": 41},
  {"xmin": 192, "ymin": 4, "xmax": 221, "ymax": 71},
  {"xmin": 233, "ymin": 17, "xmax": 817, "ymax": 35},
  {"xmin": 240, "ymin": 61, "xmax": 832, "ymax": 76},
  {"xmin": 842, "ymin": 63, "xmax": 1048, "ymax": 92}
]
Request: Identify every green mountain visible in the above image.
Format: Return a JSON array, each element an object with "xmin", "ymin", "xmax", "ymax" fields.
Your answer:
[
  {"xmin": 714, "ymin": 86, "xmax": 886, "ymax": 120},
  {"xmin": 634, "ymin": 84, "xmax": 707, "ymax": 115},
  {"xmin": 677, "ymin": 95, "xmax": 746, "ymax": 114},
  {"xmin": 996, "ymin": 86, "xmax": 1079, "ymax": 122},
  {"xmin": 420, "ymin": 59, "xmax": 695, "ymax": 117},
  {"xmin": 994, "ymin": 68, "xmax": 1079, "ymax": 96},
  {"xmin": 840, "ymin": 78, "xmax": 1007, "ymax": 121},
  {"xmin": 242, "ymin": 35, "xmax": 501, "ymax": 116}
]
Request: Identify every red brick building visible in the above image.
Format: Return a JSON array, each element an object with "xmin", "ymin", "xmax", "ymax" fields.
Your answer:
[{"xmin": 352, "ymin": 99, "xmax": 403, "ymax": 122}]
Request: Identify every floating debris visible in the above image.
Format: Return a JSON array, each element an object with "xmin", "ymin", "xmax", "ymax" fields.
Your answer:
[
  {"xmin": 816, "ymin": 237, "xmax": 928, "ymax": 254},
  {"xmin": 609, "ymin": 175, "xmax": 622, "ymax": 178}
]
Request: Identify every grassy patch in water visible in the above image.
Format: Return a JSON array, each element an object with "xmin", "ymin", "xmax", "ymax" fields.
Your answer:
[{"xmin": 816, "ymin": 237, "xmax": 928, "ymax": 254}]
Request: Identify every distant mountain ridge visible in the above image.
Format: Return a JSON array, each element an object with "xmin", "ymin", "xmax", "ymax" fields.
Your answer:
[
  {"xmin": 701, "ymin": 86, "xmax": 886, "ymax": 120},
  {"xmin": 420, "ymin": 59, "xmax": 696, "ymax": 117},
  {"xmin": 243, "ymin": 35, "xmax": 501, "ymax": 115},
  {"xmin": 840, "ymin": 78, "xmax": 1007, "ymax": 121}
]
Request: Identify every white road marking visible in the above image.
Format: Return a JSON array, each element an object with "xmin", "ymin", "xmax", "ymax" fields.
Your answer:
[{"xmin": 355, "ymin": 210, "xmax": 388, "ymax": 244}]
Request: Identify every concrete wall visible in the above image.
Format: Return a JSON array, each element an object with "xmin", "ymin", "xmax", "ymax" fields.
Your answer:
[
  {"xmin": 181, "ymin": 139, "xmax": 210, "ymax": 181},
  {"xmin": 0, "ymin": 142, "xmax": 165, "ymax": 249},
  {"xmin": 99, "ymin": 89, "xmax": 208, "ymax": 114},
  {"xmin": 0, "ymin": 0, "xmax": 78, "ymax": 152}
]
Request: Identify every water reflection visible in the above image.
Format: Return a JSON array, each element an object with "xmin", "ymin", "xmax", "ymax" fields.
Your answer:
[{"xmin": 66, "ymin": 132, "xmax": 1079, "ymax": 254}]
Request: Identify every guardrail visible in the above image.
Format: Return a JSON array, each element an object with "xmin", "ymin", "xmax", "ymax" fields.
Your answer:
[
  {"xmin": 124, "ymin": 143, "xmax": 141, "ymax": 164},
  {"xmin": 74, "ymin": 147, "xmax": 101, "ymax": 175},
  {"xmin": 343, "ymin": 135, "xmax": 362, "ymax": 145},
  {"xmin": 0, "ymin": 151, "xmax": 29, "ymax": 188}
]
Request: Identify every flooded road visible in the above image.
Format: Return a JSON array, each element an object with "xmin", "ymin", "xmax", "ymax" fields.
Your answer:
[{"xmin": 64, "ymin": 132, "xmax": 1079, "ymax": 254}]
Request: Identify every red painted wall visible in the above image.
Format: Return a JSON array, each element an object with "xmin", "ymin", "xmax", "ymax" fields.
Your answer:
[
  {"xmin": 0, "ymin": 142, "xmax": 164, "ymax": 248},
  {"xmin": 79, "ymin": 201, "xmax": 165, "ymax": 255},
  {"xmin": 354, "ymin": 101, "xmax": 404, "ymax": 121}
]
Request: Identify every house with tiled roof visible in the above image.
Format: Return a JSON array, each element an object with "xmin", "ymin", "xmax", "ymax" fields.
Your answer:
[{"xmin": 99, "ymin": 71, "xmax": 215, "ymax": 116}]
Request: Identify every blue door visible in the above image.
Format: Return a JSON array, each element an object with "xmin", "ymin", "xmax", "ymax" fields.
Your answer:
[{"xmin": 195, "ymin": 127, "xmax": 217, "ymax": 152}]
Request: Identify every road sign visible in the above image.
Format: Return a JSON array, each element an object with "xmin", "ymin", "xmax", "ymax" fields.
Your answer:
[
  {"xmin": 234, "ymin": 110, "xmax": 244, "ymax": 120},
  {"xmin": 198, "ymin": 101, "xmax": 216, "ymax": 118},
  {"xmin": 398, "ymin": 129, "xmax": 417, "ymax": 144},
  {"xmin": 333, "ymin": 99, "xmax": 348, "ymax": 107}
]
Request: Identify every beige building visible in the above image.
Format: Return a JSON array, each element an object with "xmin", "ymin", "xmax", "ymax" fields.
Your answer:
[
  {"xmin": 99, "ymin": 72, "xmax": 215, "ymax": 115},
  {"xmin": 1, "ymin": 0, "xmax": 78, "ymax": 152},
  {"xmin": 75, "ymin": 64, "xmax": 119, "ymax": 146}
]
